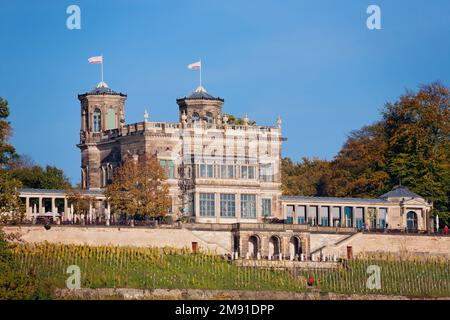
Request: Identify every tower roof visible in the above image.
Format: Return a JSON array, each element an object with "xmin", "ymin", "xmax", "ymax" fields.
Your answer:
[
  {"xmin": 379, "ymin": 185, "xmax": 422, "ymax": 199},
  {"xmin": 177, "ymin": 86, "xmax": 224, "ymax": 102},
  {"xmin": 78, "ymin": 81, "xmax": 127, "ymax": 99}
]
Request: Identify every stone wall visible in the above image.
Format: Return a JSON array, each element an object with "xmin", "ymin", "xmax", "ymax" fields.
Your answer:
[
  {"xmin": 3, "ymin": 226, "xmax": 449, "ymax": 259},
  {"xmin": 317, "ymin": 233, "xmax": 450, "ymax": 258},
  {"xmin": 3, "ymin": 226, "xmax": 232, "ymax": 254}
]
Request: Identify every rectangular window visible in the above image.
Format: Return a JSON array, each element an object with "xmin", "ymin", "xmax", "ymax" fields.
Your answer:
[
  {"xmin": 241, "ymin": 194, "xmax": 256, "ymax": 219},
  {"xmin": 260, "ymin": 163, "xmax": 274, "ymax": 182},
  {"xmin": 379, "ymin": 208, "xmax": 387, "ymax": 230},
  {"xmin": 160, "ymin": 160, "xmax": 175, "ymax": 179},
  {"xmin": 286, "ymin": 205, "xmax": 295, "ymax": 224},
  {"xmin": 220, "ymin": 194, "xmax": 235, "ymax": 217},
  {"xmin": 309, "ymin": 206, "xmax": 318, "ymax": 225},
  {"xmin": 262, "ymin": 198, "xmax": 272, "ymax": 217},
  {"xmin": 199, "ymin": 164, "xmax": 214, "ymax": 178},
  {"xmin": 240, "ymin": 165, "xmax": 255, "ymax": 180},
  {"xmin": 332, "ymin": 207, "xmax": 341, "ymax": 227},
  {"xmin": 297, "ymin": 206, "xmax": 306, "ymax": 224},
  {"xmin": 320, "ymin": 206, "xmax": 329, "ymax": 227},
  {"xmin": 344, "ymin": 207, "xmax": 353, "ymax": 227},
  {"xmin": 356, "ymin": 207, "xmax": 364, "ymax": 230},
  {"xmin": 199, "ymin": 193, "xmax": 215, "ymax": 217},
  {"xmin": 220, "ymin": 165, "xmax": 235, "ymax": 179}
]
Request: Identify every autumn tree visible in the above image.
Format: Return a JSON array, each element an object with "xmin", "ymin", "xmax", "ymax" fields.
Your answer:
[
  {"xmin": 66, "ymin": 188, "xmax": 94, "ymax": 224},
  {"xmin": 105, "ymin": 154, "xmax": 171, "ymax": 223},
  {"xmin": 282, "ymin": 157, "xmax": 332, "ymax": 196},
  {"xmin": 382, "ymin": 83, "xmax": 450, "ymax": 225}
]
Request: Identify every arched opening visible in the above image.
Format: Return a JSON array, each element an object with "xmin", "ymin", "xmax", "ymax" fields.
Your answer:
[
  {"xmin": 406, "ymin": 211, "xmax": 418, "ymax": 232},
  {"xmin": 248, "ymin": 235, "xmax": 259, "ymax": 259},
  {"xmin": 268, "ymin": 235, "xmax": 281, "ymax": 260},
  {"xmin": 233, "ymin": 235, "xmax": 240, "ymax": 256},
  {"xmin": 191, "ymin": 112, "xmax": 200, "ymax": 123},
  {"xmin": 205, "ymin": 112, "xmax": 214, "ymax": 124},
  {"xmin": 289, "ymin": 236, "xmax": 302, "ymax": 260},
  {"xmin": 92, "ymin": 108, "xmax": 101, "ymax": 132}
]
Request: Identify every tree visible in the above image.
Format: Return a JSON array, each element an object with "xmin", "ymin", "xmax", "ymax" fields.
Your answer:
[
  {"xmin": 0, "ymin": 97, "xmax": 17, "ymax": 168},
  {"xmin": 66, "ymin": 188, "xmax": 94, "ymax": 224},
  {"xmin": 382, "ymin": 83, "xmax": 450, "ymax": 225},
  {"xmin": 105, "ymin": 154, "xmax": 171, "ymax": 222},
  {"xmin": 9, "ymin": 160, "xmax": 71, "ymax": 190},
  {"xmin": 0, "ymin": 171, "xmax": 24, "ymax": 224},
  {"xmin": 326, "ymin": 123, "xmax": 389, "ymax": 197},
  {"xmin": 282, "ymin": 157, "xmax": 331, "ymax": 196}
]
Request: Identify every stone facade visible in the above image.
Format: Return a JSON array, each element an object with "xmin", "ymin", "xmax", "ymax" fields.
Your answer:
[{"xmin": 77, "ymin": 82, "xmax": 284, "ymax": 223}]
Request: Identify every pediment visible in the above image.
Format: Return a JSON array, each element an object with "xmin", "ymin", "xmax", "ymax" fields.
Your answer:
[{"xmin": 401, "ymin": 198, "xmax": 429, "ymax": 206}]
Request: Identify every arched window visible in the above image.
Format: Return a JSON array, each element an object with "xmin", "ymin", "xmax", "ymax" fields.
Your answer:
[
  {"xmin": 92, "ymin": 108, "xmax": 101, "ymax": 132},
  {"xmin": 407, "ymin": 211, "xmax": 418, "ymax": 232},
  {"xmin": 191, "ymin": 112, "xmax": 200, "ymax": 122},
  {"xmin": 205, "ymin": 112, "xmax": 213, "ymax": 124}
]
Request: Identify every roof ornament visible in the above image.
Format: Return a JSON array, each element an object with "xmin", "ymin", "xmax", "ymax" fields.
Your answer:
[
  {"xmin": 181, "ymin": 110, "xmax": 188, "ymax": 124},
  {"xmin": 144, "ymin": 109, "xmax": 149, "ymax": 122},
  {"xmin": 222, "ymin": 113, "xmax": 228, "ymax": 125},
  {"xmin": 243, "ymin": 113, "xmax": 249, "ymax": 126},
  {"xmin": 277, "ymin": 114, "xmax": 282, "ymax": 128},
  {"xmin": 96, "ymin": 81, "xmax": 109, "ymax": 89}
]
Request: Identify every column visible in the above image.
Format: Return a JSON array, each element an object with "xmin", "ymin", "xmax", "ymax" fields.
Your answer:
[
  {"xmin": 64, "ymin": 198, "xmax": 68, "ymax": 222},
  {"xmin": 38, "ymin": 197, "xmax": 43, "ymax": 214},
  {"xmin": 106, "ymin": 201, "xmax": 111, "ymax": 226},
  {"xmin": 215, "ymin": 193, "xmax": 221, "ymax": 223},
  {"xmin": 236, "ymin": 193, "xmax": 241, "ymax": 222},
  {"xmin": 352, "ymin": 206, "xmax": 357, "ymax": 228},
  {"xmin": 340, "ymin": 206, "xmax": 345, "ymax": 228},
  {"xmin": 25, "ymin": 197, "xmax": 30, "ymax": 217},
  {"xmin": 194, "ymin": 191, "xmax": 200, "ymax": 222},
  {"xmin": 306, "ymin": 205, "xmax": 310, "ymax": 225},
  {"xmin": 51, "ymin": 197, "xmax": 56, "ymax": 213},
  {"xmin": 293, "ymin": 204, "xmax": 298, "ymax": 225}
]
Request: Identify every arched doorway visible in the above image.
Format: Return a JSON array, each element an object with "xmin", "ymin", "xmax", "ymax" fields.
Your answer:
[
  {"xmin": 269, "ymin": 235, "xmax": 281, "ymax": 259},
  {"xmin": 406, "ymin": 211, "xmax": 418, "ymax": 232},
  {"xmin": 248, "ymin": 235, "xmax": 260, "ymax": 259},
  {"xmin": 289, "ymin": 236, "xmax": 302, "ymax": 260}
]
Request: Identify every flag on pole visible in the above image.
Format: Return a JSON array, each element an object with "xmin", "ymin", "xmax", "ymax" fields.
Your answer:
[
  {"xmin": 88, "ymin": 56, "xmax": 103, "ymax": 64},
  {"xmin": 188, "ymin": 61, "xmax": 201, "ymax": 69}
]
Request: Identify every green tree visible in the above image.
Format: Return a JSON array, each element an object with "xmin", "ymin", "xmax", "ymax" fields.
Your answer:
[
  {"xmin": 0, "ymin": 97, "xmax": 17, "ymax": 168},
  {"xmin": 9, "ymin": 160, "xmax": 71, "ymax": 190}
]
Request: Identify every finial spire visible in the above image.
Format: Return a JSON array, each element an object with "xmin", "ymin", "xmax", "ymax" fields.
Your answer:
[
  {"xmin": 144, "ymin": 109, "xmax": 149, "ymax": 122},
  {"xmin": 277, "ymin": 114, "xmax": 282, "ymax": 128}
]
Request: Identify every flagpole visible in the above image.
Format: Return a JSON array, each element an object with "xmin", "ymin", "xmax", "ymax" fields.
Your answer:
[
  {"xmin": 199, "ymin": 59, "xmax": 202, "ymax": 87},
  {"xmin": 101, "ymin": 54, "xmax": 104, "ymax": 83}
]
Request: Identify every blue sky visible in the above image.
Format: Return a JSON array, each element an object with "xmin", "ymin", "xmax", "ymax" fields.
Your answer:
[{"xmin": 1, "ymin": 0, "xmax": 449, "ymax": 184}]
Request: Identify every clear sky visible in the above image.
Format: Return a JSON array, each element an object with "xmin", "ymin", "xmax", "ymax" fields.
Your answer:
[{"xmin": 1, "ymin": 0, "xmax": 449, "ymax": 184}]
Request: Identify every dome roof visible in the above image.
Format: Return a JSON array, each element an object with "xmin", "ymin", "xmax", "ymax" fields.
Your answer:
[
  {"xmin": 379, "ymin": 185, "xmax": 422, "ymax": 199},
  {"xmin": 78, "ymin": 81, "xmax": 127, "ymax": 98},
  {"xmin": 177, "ymin": 86, "xmax": 224, "ymax": 102}
]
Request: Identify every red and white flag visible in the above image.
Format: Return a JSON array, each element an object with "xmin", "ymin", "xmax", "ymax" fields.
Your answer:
[
  {"xmin": 188, "ymin": 61, "xmax": 201, "ymax": 69},
  {"xmin": 88, "ymin": 56, "xmax": 103, "ymax": 64}
]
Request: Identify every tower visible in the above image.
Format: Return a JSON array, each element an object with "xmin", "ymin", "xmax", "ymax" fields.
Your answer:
[
  {"xmin": 77, "ymin": 82, "xmax": 127, "ymax": 189},
  {"xmin": 176, "ymin": 86, "xmax": 224, "ymax": 124}
]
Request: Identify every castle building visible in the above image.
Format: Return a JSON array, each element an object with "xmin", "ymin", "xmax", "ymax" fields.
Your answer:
[
  {"xmin": 17, "ymin": 81, "xmax": 433, "ymax": 234},
  {"xmin": 77, "ymin": 82, "xmax": 284, "ymax": 223}
]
